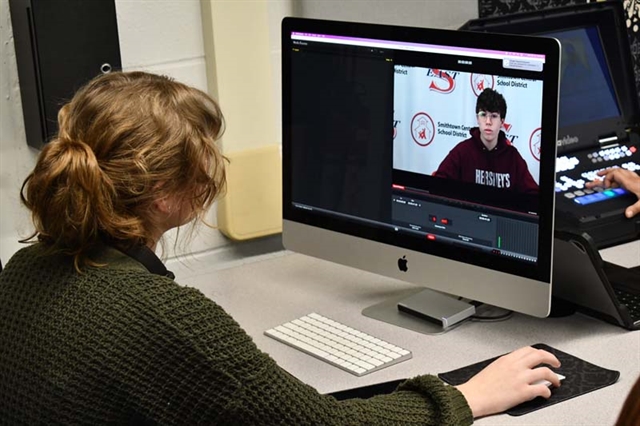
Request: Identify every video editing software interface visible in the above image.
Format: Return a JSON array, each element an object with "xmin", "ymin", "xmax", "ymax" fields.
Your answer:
[{"xmin": 288, "ymin": 30, "xmax": 553, "ymax": 268}]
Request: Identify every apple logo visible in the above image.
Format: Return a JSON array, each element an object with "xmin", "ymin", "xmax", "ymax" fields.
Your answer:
[{"xmin": 397, "ymin": 255, "xmax": 408, "ymax": 272}]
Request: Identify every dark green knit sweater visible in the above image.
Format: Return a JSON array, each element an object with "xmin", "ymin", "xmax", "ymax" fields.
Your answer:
[{"xmin": 0, "ymin": 243, "xmax": 473, "ymax": 425}]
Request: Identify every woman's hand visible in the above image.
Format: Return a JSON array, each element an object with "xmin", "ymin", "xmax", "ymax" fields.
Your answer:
[
  {"xmin": 455, "ymin": 346, "xmax": 562, "ymax": 418},
  {"xmin": 585, "ymin": 168, "xmax": 640, "ymax": 218}
]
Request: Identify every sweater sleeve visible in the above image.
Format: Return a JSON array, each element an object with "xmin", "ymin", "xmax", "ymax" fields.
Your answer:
[
  {"xmin": 513, "ymin": 153, "xmax": 539, "ymax": 194},
  {"xmin": 434, "ymin": 148, "xmax": 462, "ymax": 180},
  {"xmin": 127, "ymin": 280, "xmax": 473, "ymax": 426}
]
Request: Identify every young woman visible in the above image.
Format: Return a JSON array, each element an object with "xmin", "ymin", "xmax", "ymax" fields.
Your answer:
[{"xmin": 0, "ymin": 71, "xmax": 562, "ymax": 425}]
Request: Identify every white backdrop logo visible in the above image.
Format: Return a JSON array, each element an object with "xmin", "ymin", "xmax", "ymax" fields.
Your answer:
[
  {"xmin": 411, "ymin": 112, "xmax": 435, "ymax": 146},
  {"xmin": 502, "ymin": 122, "xmax": 520, "ymax": 145},
  {"xmin": 427, "ymin": 69, "xmax": 459, "ymax": 94},
  {"xmin": 470, "ymin": 74, "xmax": 495, "ymax": 96},
  {"xmin": 529, "ymin": 128, "xmax": 542, "ymax": 161}
]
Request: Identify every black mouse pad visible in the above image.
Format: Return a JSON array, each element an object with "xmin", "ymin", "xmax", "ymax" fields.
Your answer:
[
  {"xmin": 327, "ymin": 378, "xmax": 406, "ymax": 400},
  {"xmin": 438, "ymin": 343, "xmax": 620, "ymax": 416}
]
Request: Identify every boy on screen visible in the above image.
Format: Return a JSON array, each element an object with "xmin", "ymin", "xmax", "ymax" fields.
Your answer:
[{"xmin": 434, "ymin": 88, "xmax": 538, "ymax": 193}]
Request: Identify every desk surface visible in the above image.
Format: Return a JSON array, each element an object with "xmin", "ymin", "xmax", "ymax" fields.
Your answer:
[{"xmin": 169, "ymin": 241, "xmax": 639, "ymax": 425}]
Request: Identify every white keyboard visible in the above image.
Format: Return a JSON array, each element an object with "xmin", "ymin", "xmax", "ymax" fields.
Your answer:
[{"xmin": 264, "ymin": 313, "xmax": 412, "ymax": 376}]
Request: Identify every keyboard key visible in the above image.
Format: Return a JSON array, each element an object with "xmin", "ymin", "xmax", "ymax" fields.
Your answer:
[
  {"xmin": 613, "ymin": 289, "xmax": 640, "ymax": 322},
  {"xmin": 265, "ymin": 313, "xmax": 412, "ymax": 376}
]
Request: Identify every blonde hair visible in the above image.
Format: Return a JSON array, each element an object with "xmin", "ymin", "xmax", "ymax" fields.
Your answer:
[{"xmin": 20, "ymin": 71, "xmax": 226, "ymax": 268}]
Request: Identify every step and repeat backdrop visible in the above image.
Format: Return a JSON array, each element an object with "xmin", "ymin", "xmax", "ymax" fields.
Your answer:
[{"xmin": 393, "ymin": 66, "xmax": 543, "ymax": 184}]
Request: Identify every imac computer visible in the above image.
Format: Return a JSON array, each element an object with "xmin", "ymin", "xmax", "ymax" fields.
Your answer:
[{"xmin": 282, "ymin": 17, "xmax": 561, "ymax": 333}]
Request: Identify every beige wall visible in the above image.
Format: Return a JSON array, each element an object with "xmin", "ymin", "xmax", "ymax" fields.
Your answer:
[{"xmin": 297, "ymin": 0, "xmax": 477, "ymax": 29}]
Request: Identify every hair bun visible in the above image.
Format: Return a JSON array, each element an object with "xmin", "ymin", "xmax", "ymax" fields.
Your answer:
[{"xmin": 57, "ymin": 137, "xmax": 93, "ymax": 153}]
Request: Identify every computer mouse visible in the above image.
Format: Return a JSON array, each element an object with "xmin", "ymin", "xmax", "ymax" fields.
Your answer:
[{"xmin": 531, "ymin": 372, "xmax": 566, "ymax": 387}]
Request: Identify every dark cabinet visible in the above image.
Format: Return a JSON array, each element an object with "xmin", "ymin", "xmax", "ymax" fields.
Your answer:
[{"xmin": 9, "ymin": 0, "xmax": 122, "ymax": 149}]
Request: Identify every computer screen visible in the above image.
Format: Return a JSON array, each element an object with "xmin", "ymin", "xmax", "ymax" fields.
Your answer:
[
  {"xmin": 282, "ymin": 17, "xmax": 560, "ymax": 330},
  {"xmin": 545, "ymin": 26, "xmax": 620, "ymax": 128}
]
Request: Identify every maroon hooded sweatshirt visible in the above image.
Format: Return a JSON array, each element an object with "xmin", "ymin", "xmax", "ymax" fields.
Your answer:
[{"xmin": 434, "ymin": 127, "xmax": 539, "ymax": 194}]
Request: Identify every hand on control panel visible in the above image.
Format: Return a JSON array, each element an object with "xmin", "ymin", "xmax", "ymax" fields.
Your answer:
[{"xmin": 586, "ymin": 168, "xmax": 640, "ymax": 218}]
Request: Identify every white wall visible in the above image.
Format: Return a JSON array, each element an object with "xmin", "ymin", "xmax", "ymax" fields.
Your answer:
[
  {"xmin": 0, "ymin": 0, "xmax": 472, "ymax": 264},
  {"xmin": 0, "ymin": 0, "xmax": 39, "ymax": 264}
]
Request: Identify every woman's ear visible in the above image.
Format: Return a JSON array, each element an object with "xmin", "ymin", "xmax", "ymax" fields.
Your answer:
[
  {"xmin": 152, "ymin": 181, "xmax": 173, "ymax": 215},
  {"xmin": 154, "ymin": 196, "xmax": 173, "ymax": 215}
]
